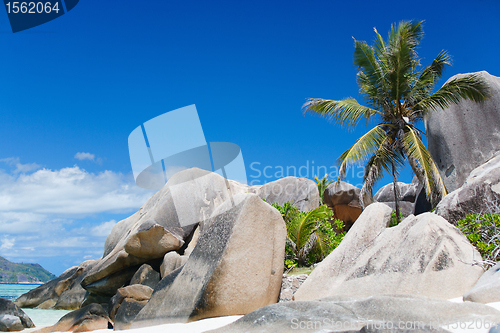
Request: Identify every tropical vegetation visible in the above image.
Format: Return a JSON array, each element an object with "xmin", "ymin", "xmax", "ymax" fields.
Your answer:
[
  {"xmin": 271, "ymin": 201, "xmax": 345, "ymax": 268},
  {"xmin": 314, "ymin": 174, "xmax": 333, "ymax": 205},
  {"xmin": 304, "ymin": 20, "xmax": 490, "ymax": 224},
  {"xmin": 457, "ymin": 213, "xmax": 500, "ymax": 265},
  {"xmin": 0, "ymin": 256, "xmax": 56, "ymax": 283}
]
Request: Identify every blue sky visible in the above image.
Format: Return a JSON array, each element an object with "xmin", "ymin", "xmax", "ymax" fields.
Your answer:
[{"xmin": 1, "ymin": 0, "xmax": 499, "ymax": 275}]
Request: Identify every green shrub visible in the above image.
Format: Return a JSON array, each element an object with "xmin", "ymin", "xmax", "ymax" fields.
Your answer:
[
  {"xmin": 271, "ymin": 201, "xmax": 345, "ymax": 267},
  {"xmin": 457, "ymin": 213, "xmax": 500, "ymax": 262},
  {"xmin": 389, "ymin": 210, "xmax": 404, "ymax": 227}
]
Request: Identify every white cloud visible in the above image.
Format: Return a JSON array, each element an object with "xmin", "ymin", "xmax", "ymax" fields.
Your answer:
[
  {"xmin": 74, "ymin": 152, "xmax": 95, "ymax": 161},
  {"xmin": 0, "ymin": 237, "xmax": 15, "ymax": 250},
  {"xmin": 0, "ymin": 159, "xmax": 157, "ymax": 274},
  {"xmin": 0, "ymin": 157, "xmax": 41, "ymax": 174},
  {"xmin": 91, "ymin": 220, "xmax": 117, "ymax": 237},
  {"xmin": 0, "ymin": 165, "xmax": 154, "ymax": 215}
]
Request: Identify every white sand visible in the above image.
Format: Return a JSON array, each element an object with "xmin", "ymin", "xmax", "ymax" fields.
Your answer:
[{"xmin": 77, "ymin": 316, "xmax": 241, "ymax": 333}]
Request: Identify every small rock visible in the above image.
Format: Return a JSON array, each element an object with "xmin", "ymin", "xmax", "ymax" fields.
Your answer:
[
  {"xmin": 0, "ymin": 298, "xmax": 34, "ymax": 330},
  {"xmin": 108, "ymin": 285, "xmax": 153, "ymax": 321},
  {"xmin": 0, "ymin": 314, "xmax": 24, "ymax": 332},
  {"xmin": 130, "ymin": 264, "xmax": 160, "ymax": 289},
  {"xmin": 323, "ymin": 181, "xmax": 362, "ymax": 230},
  {"xmin": 160, "ymin": 251, "xmax": 181, "ymax": 278}
]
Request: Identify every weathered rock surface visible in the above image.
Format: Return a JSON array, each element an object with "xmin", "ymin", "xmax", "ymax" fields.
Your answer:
[
  {"xmin": 108, "ymin": 285, "xmax": 153, "ymax": 329},
  {"xmin": 323, "ymin": 181, "xmax": 362, "ymax": 230},
  {"xmin": 159, "ymin": 251, "xmax": 181, "ymax": 278},
  {"xmin": 379, "ymin": 201, "xmax": 416, "ymax": 218},
  {"xmin": 426, "ymin": 71, "xmax": 500, "ymax": 192},
  {"xmin": 279, "ymin": 274, "xmax": 307, "ymax": 302},
  {"xmin": 0, "ymin": 298, "xmax": 34, "ymax": 331},
  {"xmin": 130, "ymin": 193, "xmax": 286, "ymax": 327},
  {"xmin": 113, "ymin": 299, "xmax": 147, "ymax": 331},
  {"xmin": 83, "ymin": 265, "xmax": 139, "ymax": 297},
  {"xmin": 256, "ymin": 177, "xmax": 319, "ymax": 211},
  {"xmin": 435, "ymin": 152, "xmax": 500, "ymax": 224},
  {"xmin": 82, "ymin": 168, "xmax": 252, "ymax": 297},
  {"xmin": 80, "ymin": 293, "xmax": 110, "ymax": 309},
  {"xmin": 294, "ymin": 203, "xmax": 483, "ymax": 301},
  {"xmin": 374, "ymin": 179, "xmax": 419, "ymax": 203},
  {"xmin": 16, "ymin": 260, "xmax": 95, "ymax": 310},
  {"xmin": 129, "ymin": 264, "xmax": 160, "ymax": 289},
  {"xmin": 414, "ymin": 186, "xmax": 434, "ymax": 215},
  {"xmin": 375, "ymin": 178, "xmax": 421, "ymax": 217},
  {"xmin": 210, "ymin": 295, "xmax": 500, "ymax": 333},
  {"xmin": 464, "ymin": 262, "xmax": 500, "ymax": 303},
  {"xmin": 34, "ymin": 303, "xmax": 112, "ymax": 333}
]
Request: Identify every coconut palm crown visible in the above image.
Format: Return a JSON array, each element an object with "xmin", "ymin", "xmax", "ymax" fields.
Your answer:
[{"xmin": 304, "ymin": 21, "xmax": 489, "ymax": 222}]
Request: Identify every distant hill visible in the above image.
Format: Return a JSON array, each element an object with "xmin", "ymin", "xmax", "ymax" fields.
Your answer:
[{"xmin": 0, "ymin": 256, "xmax": 56, "ymax": 283}]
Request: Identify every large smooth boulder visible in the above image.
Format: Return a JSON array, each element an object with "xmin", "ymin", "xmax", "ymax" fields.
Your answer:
[
  {"xmin": 211, "ymin": 295, "xmax": 500, "ymax": 333},
  {"xmin": 375, "ymin": 178, "xmax": 422, "ymax": 217},
  {"xmin": 0, "ymin": 298, "xmax": 34, "ymax": 331},
  {"xmin": 294, "ymin": 203, "xmax": 483, "ymax": 301},
  {"xmin": 426, "ymin": 71, "xmax": 500, "ymax": 192},
  {"xmin": 323, "ymin": 181, "xmax": 362, "ymax": 230},
  {"xmin": 82, "ymin": 168, "xmax": 251, "ymax": 297},
  {"xmin": 15, "ymin": 260, "xmax": 95, "ymax": 310},
  {"xmin": 435, "ymin": 152, "xmax": 500, "ymax": 224},
  {"xmin": 33, "ymin": 303, "xmax": 112, "ymax": 333},
  {"xmin": 374, "ymin": 179, "xmax": 419, "ymax": 203},
  {"xmin": 464, "ymin": 262, "xmax": 500, "ymax": 303},
  {"xmin": 130, "ymin": 193, "xmax": 286, "ymax": 328},
  {"xmin": 256, "ymin": 177, "xmax": 319, "ymax": 211},
  {"xmin": 379, "ymin": 201, "xmax": 415, "ymax": 218}
]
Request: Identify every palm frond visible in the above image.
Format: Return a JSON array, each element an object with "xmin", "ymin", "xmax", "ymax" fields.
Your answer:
[
  {"xmin": 362, "ymin": 137, "xmax": 405, "ymax": 196},
  {"xmin": 303, "ymin": 98, "xmax": 382, "ymax": 127},
  {"xmin": 384, "ymin": 21, "xmax": 424, "ymax": 106},
  {"xmin": 403, "ymin": 126, "xmax": 447, "ymax": 199},
  {"xmin": 372, "ymin": 27, "xmax": 386, "ymax": 59},
  {"xmin": 337, "ymin": 125, "xmax": 387, "ymax": 180},
  {"xmin": 407, "ymin": 51, "xmax": 451, "ymax": 107},
  {"xmin": 311, "ymin": 231, "xmax": 329, "ymax": 260},
  {"xmin": 287, "ymin": 205, "xmax": 332, "ymax": 251},
  {"xmin": 416, "ymin": 74, "xmax": 490, "ymax": 112}
]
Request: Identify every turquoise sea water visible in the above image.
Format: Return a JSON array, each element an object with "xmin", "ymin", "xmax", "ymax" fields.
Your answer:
[
  {"xmin": 0, "ymin": 282, "xmax": 39, "ymax": 301},
  {"xmin": 0, "ymin": 283, "xmax": 71, "ymax": 326}
]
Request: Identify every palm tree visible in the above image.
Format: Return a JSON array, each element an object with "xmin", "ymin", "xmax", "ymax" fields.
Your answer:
[
  {"xmin": 272, "ymin": 202, "xmax": 334, "ymax": 266},
  {"xmin": 314, "ymin": 174, "xmax": 333, "ymax": 205},
  {"xmin": 304, "ymin": 20, "xmax": 489, "ymax": 224}
]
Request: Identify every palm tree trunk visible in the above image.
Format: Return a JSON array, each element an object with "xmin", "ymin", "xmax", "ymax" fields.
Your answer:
[
  {"xmin": 392, "ymin": 162, "xmax": 401, "ymax": 224},
  {"xmin": 407, "ymin": 155, "xmax": 439, "ymax": 207},
  {"xmin": 360, "ymin": 182, "xmax": 374, "ymax": 209}
]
